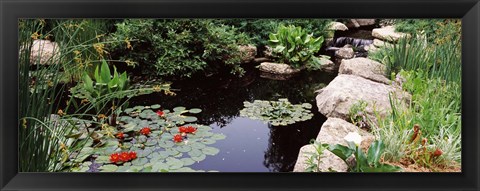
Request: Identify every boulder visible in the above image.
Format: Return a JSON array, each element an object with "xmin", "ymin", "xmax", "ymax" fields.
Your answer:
[
  {"xmin": 29, "ymin": 40, "xmax": 61, "ymax": 65},
  {"xmin": 373, "ymin": 39, "xmax": 385, "ymax": 47},
  {"xmin": 335, "ymin": 45, "xmax": 354, "ymax": 59},
  {"xmin": 258, "ymin": 62, "xmax": 302, "ymax": 75},
  {"xmin": 339, "ymin": 57, "xmax": 391, "ymax": 84},
  {"xmin": 317, "ymin": 56, "xmax": 336, "ymax": 72},
  {"xmin": 372, "ymin": 26, "xmax": 409, "ymax": 42},
  {"xmin": 293, "ymin": 118, "xmax": 374, "ymax": 172},
  {"xmin": 329, "ymin": 22, "xmax": 348, "ymax": 31},
  {"xmin": 238, "ymin": 45, "xmax": 257, "ymax": 63},
  {"xmin": 346, "ymin": 19, "xmax": 376, "ymax": 28},
  {"xmin": 315, "ymin": 74, "xmax": 410, "ymax": 121},
  {"xmin": 315, "ymin": 118, "xmax": 375, "ymax": 152},
  {"xmin": 364, "ymin": 44, "xmax": 378, "ymax": 53}
]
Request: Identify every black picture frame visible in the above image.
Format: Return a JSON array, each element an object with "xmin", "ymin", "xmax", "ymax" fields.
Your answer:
[{"xmin": 1, "ymin": 0, "xmax": 479, "ymax": 190}]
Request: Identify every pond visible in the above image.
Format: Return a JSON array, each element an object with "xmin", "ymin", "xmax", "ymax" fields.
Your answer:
[{"xmin": 128, "ymin": 65, "xmax": 337, "ymax": 172}]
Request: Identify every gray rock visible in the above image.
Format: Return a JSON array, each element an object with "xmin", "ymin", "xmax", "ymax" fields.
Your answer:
[
  {"xmin": 29, "ymin": 40, "xmax": 61, "ymax": 65},
  {"xmin": 373, "ymin": 39, "xmax": 385, "ymax": 47},
  {"xmin": 329, "ymin": 22, "xmax": 348, "ymax": 31},
  {"xmin": 339, "ymin": 57, "xmax": 391, "ymax": 84},
  {"xmin": 258, "ymin": 62, "xmax": 302, "ymax": 75},
  {"xmin": 238, "ymin": 45, "xmax": 257, "ymax": 63},
  {"xmin": 346, "ymin": 19, "xmax": 376, "ymax": 28},
  {"xmin": 372, "ymin": 26, "xmax": 409, "ymax": 42},
  {"xmin": 317, "ymin": 56, "xmax": 336, "ymax": 72},
  {"xmin": 335, "ymin": 46, "xmax": 354, "ymax": 59},
  {"xmin": 315, "ymin": 74, "xmax": 410, "ymax": 121},
  {"xmin": 293, "ymin": 118, "xmax": 374, "ymax": 172},
  {"xmin": 364, "ymin": 44, "xmax": 378, "ymax": 53}
]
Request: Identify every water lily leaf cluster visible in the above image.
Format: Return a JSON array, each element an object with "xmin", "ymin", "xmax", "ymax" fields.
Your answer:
[
  {"xmin": 70, "ymin": 104, "xmax": 226, "ymax": 172},
  {"xmin": 240, "ymin": 98, "xmax": 313, "ymax": 126}
]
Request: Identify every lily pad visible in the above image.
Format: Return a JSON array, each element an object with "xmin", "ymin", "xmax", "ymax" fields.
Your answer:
[
  {"xmin": 173, "ymin": 107, "xmax": 186, "ymax": 112},
  {"xmin": 151, "ymin": 104, "xmax": 161, "ymax": 109},
  {"xmin": 166, "ymin": 157, "xmax": 184, "ymax": 170},
  {"xmin": 240, "ymin": 98, "xmax": 313, "ymax": 126},
  {"xmin": 188, "ymin": 108, "xmax": 202, "ymax": 114},
  {"xmin": 202, "ymin": 147, "xmax": 220, "ymax": 156},
  {"xmin": 99, "ymin": 164, "xmax": 118, "ymax": 172}
]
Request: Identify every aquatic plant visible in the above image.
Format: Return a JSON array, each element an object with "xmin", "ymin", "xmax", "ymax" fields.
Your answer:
[
  {"xmin": 268, "ymin": 25, "xmax": 324, "ymax": 69},
  {"xmin": 70, "ymin": 105, "xmax": 226, "ymax": 172},
  {"xmin": 240, "ymin": 98, "xmax": 314, "ymax": 126}
]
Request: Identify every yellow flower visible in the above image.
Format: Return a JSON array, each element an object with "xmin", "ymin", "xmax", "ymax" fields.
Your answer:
[
  {"xmin": 125, "ymin": 59, "xmax": 137, "ymax": 67},
  {"xmin": 31, "ymin": 32, "xmax": 41, "ymax": 40},
  {"xmin": 93, "ymin": 43, "xmax": 108, "ymax": 57},
  {"xmin": 57, "ymin": 109, "xmax": 65, "ymax": 116},
  {"xmin": 125, "ymin": 38, "xmax": 133, "ymax": 50}
]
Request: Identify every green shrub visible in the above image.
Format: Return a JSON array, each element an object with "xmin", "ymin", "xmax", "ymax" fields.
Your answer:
[
  {"xmin": 268, "ymin": 25, "xmax": 324, "ymax": 69},
  {"xmin": 109, "ymin": 19, "xmax": 251, "ymax": 78}
]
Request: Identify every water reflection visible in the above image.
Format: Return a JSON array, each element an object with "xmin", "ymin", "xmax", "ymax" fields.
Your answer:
[{"xmin": 129, "ymin": 67, "xmax": 335, "ymax": 171}]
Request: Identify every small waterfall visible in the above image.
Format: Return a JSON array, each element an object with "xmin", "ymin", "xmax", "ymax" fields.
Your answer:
[{"xmin": 332, "ymin": 37, "xmax": 373, "ymax": 48}]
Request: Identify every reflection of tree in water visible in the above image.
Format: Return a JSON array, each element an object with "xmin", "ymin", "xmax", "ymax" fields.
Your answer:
[{"xmin": 262, "ymin": 105, "xmax": 326, "ymax": 172}]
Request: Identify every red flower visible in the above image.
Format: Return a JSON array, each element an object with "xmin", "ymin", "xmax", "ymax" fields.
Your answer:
[
  {"xmin": 433, "ymin": 148, "xmax": 443, "ymax": 157},
  {"xmin": 156, "ymin": 110, "xmax": 165, "ymax": 117},
  {"xmin": 129, "ymin": 151, "xmax": 137, "ymax": 160},
  {"xmin": 186, "ymin": 126, "xmax": 197, "ymax": 134},
  {"xmin": 119, "ymin": 151, "xmax": 131, "ymax": 162},
  {"xmin": 140, "ymin": 127, "xmax": 151, "ymax": 136},
  {"xmin": 109, "ymin": 153, "xmax": 120, "ymax": 163},
  {"xmin": 116, "ymin": 132, "xmax": 125, "ymax": 139},
  {"xmin": 179, "ymin": 126, "xmax": 187, "ymax": 133},
  {"xmin": 173, "ymin": 134, "xmax": 183, "ymax": 143}
]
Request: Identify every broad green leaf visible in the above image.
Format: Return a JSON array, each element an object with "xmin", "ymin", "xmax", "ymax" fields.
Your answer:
[
  {"xmin": 325, "ymin": 144, "xmax": 354, "ymax": 161},
  {"xmin": 367, "ymin": 140, "xmax": 385, "ymax": 166}
]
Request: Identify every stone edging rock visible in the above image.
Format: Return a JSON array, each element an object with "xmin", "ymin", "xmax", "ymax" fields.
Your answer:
[{"xmin": 293, "ymin": 57, "xmax": 411, "ymax": 172}]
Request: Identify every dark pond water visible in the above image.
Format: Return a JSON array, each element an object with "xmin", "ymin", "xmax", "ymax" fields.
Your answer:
[{"xmin": 129, "ymin": 66, "xmax": 336, "ymax": 172}]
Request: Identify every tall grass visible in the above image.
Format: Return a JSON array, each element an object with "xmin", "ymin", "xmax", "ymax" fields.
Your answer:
[
  {"xmin": 370, "ymin": 22, "xmax": 461, "ymax": 84},
  {"xmin": 369, "ymin": 20, "xmax": 462, "ymax": 169},
  {"xmin": 18, "ymin": 19, "xmax": 109, "ymax": 172}
]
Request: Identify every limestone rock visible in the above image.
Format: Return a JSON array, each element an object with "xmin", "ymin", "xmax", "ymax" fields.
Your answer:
[
  {"xmin": 238, "ymin": 45, "xmax": 257, "ymax": 63},
  {"xmin": 315, "ymin": 74, "xmax": 410, "ymax": 121},
  {"xmin": 339, "ymin": 57, "xmax": 391, "ymax": 84},
  {"xmin": 373, "ymin": 39, "xmax": 385, "ymax": 47},
  {"xmin": 293, "ymin": 144, "xmax": 348, "ymax": 172},
  {"xmin": 346, "ymin": 19, "xmax": 376, "ymax": 28},
  {"xmin": 372, "ymin": 26, "xmax": 409, "ymax": 42},
  {"xmin": 329, "ymin": 22, "xmax": 348, "ymax": 31},
  {"xmin": 258, "ymin": 62, "xmax": 302, "ymax": 75},
  {"xmin": 335, "ymin": 45, "xmax": 354, "ymax": 59},
  {"xmin": 293, "ymin": 118, "xmax": 374, "ymax": 172},
  {"xmin": 317, "ymin": 56, "xmax": 336, "ymax": 72},
  {"xmin": 29, "ymin": 40, "xmax": 61, "ymax": 65}
]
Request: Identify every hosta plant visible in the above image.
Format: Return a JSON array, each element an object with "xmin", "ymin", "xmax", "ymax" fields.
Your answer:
[
  {"xmin": 239, "ymin": 98, "xmax": 313, "ymax": 126},
  {"xmin": 68, "ymin": 105, "xmax": 226, "ymax": 172},
  {"xmin": 268, "ymin": 25, "xmax": 324, "ymax": 69}
]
